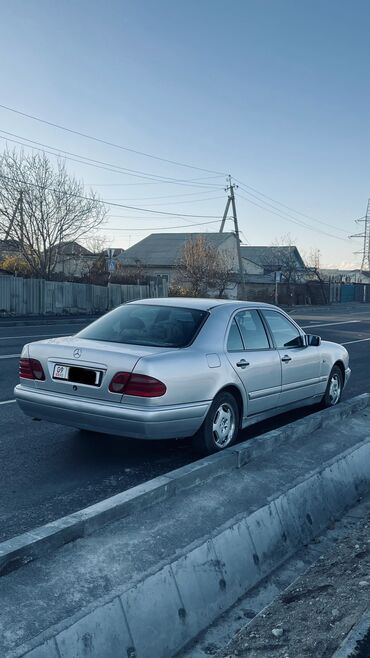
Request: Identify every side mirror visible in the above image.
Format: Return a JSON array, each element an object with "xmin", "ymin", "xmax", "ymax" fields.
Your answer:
[{"xmin": 305, "ymin": 334, "xmax": 321, "ymax": 347}]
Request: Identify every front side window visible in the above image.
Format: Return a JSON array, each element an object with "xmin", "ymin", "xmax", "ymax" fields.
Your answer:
[
  {"xmin": 235, "ymin": 309, "xmax": 270, "ymax": 350},
  {"xmin": 77, "ymin": 304, "xmax": 207, "ymax": 348},
  {"xmin": 262, "ymin": 310, "xmax": 301, "ymax": 349}
]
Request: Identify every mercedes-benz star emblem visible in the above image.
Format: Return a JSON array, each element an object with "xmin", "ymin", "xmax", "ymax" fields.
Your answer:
[{"xmin": 73, "ymin": 348, "xmax": 82, "ymax": 359}]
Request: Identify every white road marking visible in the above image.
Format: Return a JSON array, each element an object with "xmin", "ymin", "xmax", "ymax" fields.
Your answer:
[
  {"xmin": 0, "ymin": 354, "xmax": 20, "ymax": 359},
  {"xmin": 0, "ymin": 333, "xmax": 71, "ymax": 340},
  {"xmin": 301, "ymin": 320, "xmax": 362, "ymax": 329},
  {"xmin": 341, "ymin": 337, "xmax": 370, "ymax": 345},
  {"xmin": 0, "ymin": 399, "xmax": 16, "ymax": 405}
]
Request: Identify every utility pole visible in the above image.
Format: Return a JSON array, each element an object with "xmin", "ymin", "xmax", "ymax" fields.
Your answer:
[
  {"xmin": 219, "ymin": 175, "xmax": 246, "ymax": 299},
  {"xmin": 19, "ymin": 190, "xmax": 24, "ymax": 250},
  {"xmin": 349, "ymin": 199, "xmax": 370, "ymax": 271}
]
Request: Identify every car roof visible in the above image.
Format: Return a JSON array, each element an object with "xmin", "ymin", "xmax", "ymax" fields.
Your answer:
[{"xmin": 128, "ymin": 298, "xmax": 277, "ymax": 312}]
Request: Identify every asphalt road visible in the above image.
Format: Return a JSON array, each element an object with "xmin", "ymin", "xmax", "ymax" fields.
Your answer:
[{"xmin": 0, "ymin": 303, "xmax": 369, "ymax": 542}]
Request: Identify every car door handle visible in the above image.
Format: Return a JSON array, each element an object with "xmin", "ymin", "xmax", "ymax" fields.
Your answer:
[
  {"xmin": 236, "ymin": 359, "xmax": 250, "ymax": 368},
  {"xmin": 281, "ymin": 355, "xmax": 292, "ymax": 363}
]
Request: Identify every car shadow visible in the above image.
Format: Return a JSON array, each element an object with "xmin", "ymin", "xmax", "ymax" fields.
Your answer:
[{"xmin": 72, "ymin": 402, "xmax": 321, "ymax": 466}]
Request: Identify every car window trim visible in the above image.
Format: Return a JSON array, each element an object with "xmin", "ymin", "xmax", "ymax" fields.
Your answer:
[{"xmin": 226, "ymin": 308, "xmax": 273, "ymax": 352}]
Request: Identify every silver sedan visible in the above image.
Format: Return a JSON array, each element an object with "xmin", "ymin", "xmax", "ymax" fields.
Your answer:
[{"xmin": 15, "ymin": 298, "xmax": 351, "ymax": 454}]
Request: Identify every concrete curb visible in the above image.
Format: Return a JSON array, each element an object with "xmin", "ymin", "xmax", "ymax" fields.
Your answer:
[
  {"xmin": 10, "ymin": 426, "xmax": 370, "ymax": 658},
  {"xmin": 1, "ymin": 393, "xmax": 369, "ymax": 578}
]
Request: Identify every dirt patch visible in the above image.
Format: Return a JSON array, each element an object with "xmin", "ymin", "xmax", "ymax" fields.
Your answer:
[{"xmin": 217, "ymin": 508, "xmax": 370, "ymax": 658}]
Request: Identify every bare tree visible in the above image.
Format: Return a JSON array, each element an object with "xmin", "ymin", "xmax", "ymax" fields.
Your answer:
[
  {"xmin": 210, "ymin": 248, "xmax": 236, "ymax": 298},
  {"xmin": 305, "ymin": 248, "xmax": 328, "ymax": 303},
  {"xmin": 0, "ymin": 148, "xmax": 107, "ymax": 278},
  {"xmin": 176, "ymin": 236, "xmax": 234, "ymax": 297},
  {"xmin": 84, "ymin": 233, "xmax": 109, "ymax": 255},
  {"xmin": 261, "ymin": 235, "xmax": 306, "ymax": 294}
]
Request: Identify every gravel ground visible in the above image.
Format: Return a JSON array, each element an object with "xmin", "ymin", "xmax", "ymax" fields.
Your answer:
[{"xmin": 216, "ymin": 503, "xmax": 370, "ymax": 658}]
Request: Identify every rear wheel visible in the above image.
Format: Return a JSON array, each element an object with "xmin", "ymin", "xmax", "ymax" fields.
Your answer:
[
  {"xmin": 193, "ymin": 391, "xmax": 239, "ymax": 455},
  {"xmin": 321, "ymin": 365, "xmax": 343, "ymax": 408}
]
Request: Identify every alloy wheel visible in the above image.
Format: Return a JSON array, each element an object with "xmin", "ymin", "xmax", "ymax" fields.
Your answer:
[
  {"xmin": 329, "ymin": 373, "xmax": 342, "ymax": 405},
  {"xmin": 212, "ymin": 402, "xmax": 236, "ymax": 448}
]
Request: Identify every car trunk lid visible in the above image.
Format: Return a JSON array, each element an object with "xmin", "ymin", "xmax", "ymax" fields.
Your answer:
[{"xmin": 27, "ymin": 336, "xmax": 170, "ymax": 402}]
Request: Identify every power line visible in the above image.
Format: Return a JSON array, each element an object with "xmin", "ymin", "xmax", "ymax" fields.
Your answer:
[
  {"xmin": 0, "ymin": 107, "xmax": 351, "ymax": 240},
  {"xmin": 0, "ymin": 173, "xmax": 224, "ymax": 219},
  {"xmin": 0, "ymin": 130, "xmax": 226, "ymax": 186},
  {"xmin": 0, "ymin": 103, "xmax": 227, "ymax": 176},
  {"xmin": 108, "ymin": 220, "xmax": 228, "ymax": 231},
  {"xmin": 86, "ymin": 177, "xmax": 221, "ymax": 187},
  {"xmin": 235, "ymin": 178, "xmax": 348, "ymax": 234},
  {"xmin": 237, "ymin": 186, "xmax": 342, "ymax": 235},
  {"xmin": 104, "ymin": 195, "xmax": 225, "ymax": 206},
  {"xmin": 0, "ymin": 133, "xmax": 177, "ymax": 183},
  {"xmin": 101, "ymin": 189, "xmax": 225, "ymax": 200},
  {"xmin": 236, "ymin": 191, "xmax": 350, "ymax": 242},
  {"xmin": 99, "ymin": 214, "xmax": 208, "ymax": 221},
  {"xmin": 0, "ymin": 104, "xmax": 354, "ymax": 239}
]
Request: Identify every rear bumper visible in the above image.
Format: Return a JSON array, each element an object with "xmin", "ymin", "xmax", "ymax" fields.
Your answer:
[{"xmin": 14, "ymin": 385, "xmax": 210, "ymax": 440}]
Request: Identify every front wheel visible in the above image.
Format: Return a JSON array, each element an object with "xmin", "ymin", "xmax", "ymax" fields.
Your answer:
[
  {"xmin": 192, "ymin": 391, "xmax": 240, "ymax": 455},
  {"xmin": 321, "ymin": 365, "xmax": 343, "ymax": 408}
]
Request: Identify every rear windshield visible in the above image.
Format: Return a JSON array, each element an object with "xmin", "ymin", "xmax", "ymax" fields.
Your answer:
[{"xmin": 77, "ymin": 304, "xmax": 208, "ymax": 348}]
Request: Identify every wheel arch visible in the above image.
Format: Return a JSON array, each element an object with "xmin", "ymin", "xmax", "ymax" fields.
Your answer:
[
  {"xmin": 215, "ymin": 384, "xmax": 245, "ymax": 428},
  {"xmin": 333, "ymin": 360, "xmax": 345, "ymax": 382}
]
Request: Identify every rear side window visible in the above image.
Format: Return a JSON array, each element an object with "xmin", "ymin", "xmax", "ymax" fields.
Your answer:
[
  {"xmin": 227, "ymin": 319, "xmax": 244, "ymax": 351},
  {"xmin": 77, "ymin": 304, "xmax": 207, "ymax": 348}
]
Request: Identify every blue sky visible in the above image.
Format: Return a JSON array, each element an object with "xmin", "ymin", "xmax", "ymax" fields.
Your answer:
[{"xmin": 1, "ymin": 0, "xmax": 369, "ymax": 267}]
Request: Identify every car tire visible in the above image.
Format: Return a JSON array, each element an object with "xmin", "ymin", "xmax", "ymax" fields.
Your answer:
[
  {"xmin": 321, "ymin": 365, "xmax": 343, "ymax": 408},
  {"xmin": 192, "ymin": 391, "xmax": 240, "ymax": 455}
]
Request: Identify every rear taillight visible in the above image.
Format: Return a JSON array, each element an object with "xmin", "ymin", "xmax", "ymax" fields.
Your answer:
[
  {"xmin": 125, "ymin": 374, "xmax": 167, "ymax": 397},
  {"xmin": 19, "ymin": 358, "xmax": 45, "ymax": 381},
  {"xmin": 108, "ymin": 372, "xmax": 131, "ymax": 393},
  {"xmin": 109, "ymin": 372, "xmax": 166, "ymax": 397}
]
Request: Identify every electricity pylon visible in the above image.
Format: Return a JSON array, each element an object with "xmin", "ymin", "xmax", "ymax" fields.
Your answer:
[{"xmin": 350, "ymin": 199, "xmax": 370, "ymax": 271}]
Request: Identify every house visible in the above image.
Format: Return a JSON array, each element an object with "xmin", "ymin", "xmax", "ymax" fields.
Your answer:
[
  {"xmin": 240, "ymin": 245, "xmax": 306, "ymax": 279},
  {"xmin": 48, "ymin": 241, "xmax": 96, "ymax": 278},
  {"xmin": 118, "ymin": 232, "xmax": 269, "ymax": 277},
  {"xmin": 117, "ymin": 234, "xmax": 307, "ymax": 297},
  {"xmin": 118, "ymin": 232, "xmax": 244, "ymax": 284}
]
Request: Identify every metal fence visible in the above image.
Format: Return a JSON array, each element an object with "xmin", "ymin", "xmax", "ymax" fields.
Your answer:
[
  {"xmin": 0, "ymin": 276, "xmax": 167, "ymax": 316},
  {"xmin": 329, "ymin": 282, "xmax": 370, "ymax": 304}
]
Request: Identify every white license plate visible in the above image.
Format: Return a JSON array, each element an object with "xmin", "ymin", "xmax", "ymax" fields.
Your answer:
[{"xmin": 53, "ymin": 364, "xmax": 69, "ymax": 380}]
